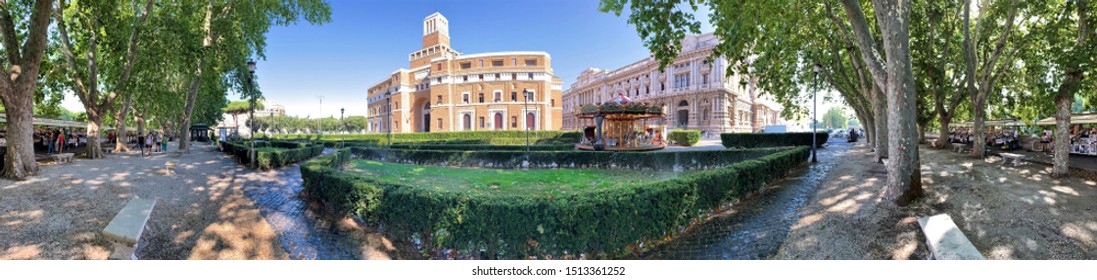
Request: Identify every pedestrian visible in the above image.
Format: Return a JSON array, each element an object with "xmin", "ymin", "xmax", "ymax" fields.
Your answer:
[
  {"xmin": 145, "ymin": 133, "xmax": 153, "ymax": 156},
  {"xmin": 161, "ymin": 132, "xmax": 168, "ymax": 152},
  {"xmin": 153, "ymin": 132, "xmax": 160, "ymax": 153},
  {"xmin": 46, "ymin": 129, "xmax": 54, "ymax": 154},
  {"xmin": 137, "ymin": 133, "xmax": 145, "ymax": 156}
]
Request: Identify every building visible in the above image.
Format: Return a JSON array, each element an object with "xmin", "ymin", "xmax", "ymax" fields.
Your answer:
[
  {"xmin": 255, "ymin": 99, "xmax": 286, "ymax": 117},
  {"xmin": 561, "ymin": 34, "xmax": 783, "ymax": 134},
  {"xmin": 366, "ymin": 13, "xmax": 563, "ymax": 133}
]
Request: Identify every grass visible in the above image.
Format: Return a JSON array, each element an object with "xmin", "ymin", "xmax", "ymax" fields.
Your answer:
[{"xmin": 346, "ymin": 160, "xmax": 687, "ymax": 197}]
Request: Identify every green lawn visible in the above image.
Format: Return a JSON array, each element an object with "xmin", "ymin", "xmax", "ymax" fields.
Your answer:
[{"xmin": 346, "ymin": 160, "xmax": 687, "ymax": 197}]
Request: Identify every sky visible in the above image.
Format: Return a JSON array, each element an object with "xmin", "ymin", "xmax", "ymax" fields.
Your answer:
[{"xmin": 59, "ymin": 0, "xmax": 845, "ymax": 120}]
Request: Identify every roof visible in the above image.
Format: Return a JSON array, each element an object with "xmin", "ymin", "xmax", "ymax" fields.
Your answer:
[
  {"xmin": 0, "ymin": 114, "xmax": 87, "ymax": 129},
  {"xmin": 1036, "ymin": 113, "xmax": 1097, "ymax": 125}
]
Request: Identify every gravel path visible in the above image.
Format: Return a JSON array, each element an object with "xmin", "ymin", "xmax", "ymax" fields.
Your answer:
[
  {"xmin": 639, "ymin": 140, "xmax": 852, "ymax": 259},
  {"xmin": 0, "ymin": 143, "xmax": 287, "ymax": 259},
  {"xmin": 775, "ymin": 143, "xmax": 1097, "ymax": 260}
]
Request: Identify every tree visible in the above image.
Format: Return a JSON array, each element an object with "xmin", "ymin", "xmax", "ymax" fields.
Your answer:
[
  {"xmin": 822, "ymin": 107, "xmax": 849, "ymax": 129},
  {"xmin": 963, "ymin": 0, "xmax": 1025, "ymax": 158},
  {"xmin": 601, "ymin": 0, "xmax": 924, "ymax": 205},
  {"xmin": 222, "ymin": 100, "xmax": 262, "ymax": 136},
  {"xmin": 0, "ymin": 1, "xmax": 52, "ymax": 179},
  {"xmin": 53, "ymin": 0, "xmax": 157, "ymax": 159},
  {"xmin": 177, "ymin": 0, "xmax": 331, "ymax": 153},
  {"xmin": 911, "ymin": 0, "xmax": 967, "ymax": 148},
  {"xmin": 345, "ymin": 115, "xmax": 368, "ymax": 133},
  {"xmin": 1021, "ymin": 0, "xmax": 1094, "ymax": 177}
]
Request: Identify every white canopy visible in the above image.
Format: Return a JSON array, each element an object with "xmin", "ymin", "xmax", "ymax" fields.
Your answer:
[{"xmin": 1036, "ymin": 113, "xmax": 1097, "ymax": 125}]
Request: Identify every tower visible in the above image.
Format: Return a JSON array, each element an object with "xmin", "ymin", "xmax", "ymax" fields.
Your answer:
[{"xmin": 422, "ymin": 12, "xmax": 450, "ymax": 48}]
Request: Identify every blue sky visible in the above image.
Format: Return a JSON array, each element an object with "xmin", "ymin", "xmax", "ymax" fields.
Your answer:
[
  {"xmin": 61, "ymin": 0, "xmax": 846, "ymax": 120},
  {"xmin": 245, "ymin": 0, "xmax": 711, "ymax": 118}
]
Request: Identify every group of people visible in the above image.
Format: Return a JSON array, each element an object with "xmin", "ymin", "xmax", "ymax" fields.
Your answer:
[
  {"xmin": 136, "ymin": 132, "xmax": 169, "ymax": 157},
  {"xmin": 34, "ymin": 128, "xmax": 85, "ymax": 155},
  {"xmin": 947, "ymin": 128, "xmax": 1020, "ymax": 150}
]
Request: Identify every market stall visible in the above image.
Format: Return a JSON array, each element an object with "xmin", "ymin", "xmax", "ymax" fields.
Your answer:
[{"xmin": 1036, "ymin": 113, "xmax": 1097, "ymax": 156}]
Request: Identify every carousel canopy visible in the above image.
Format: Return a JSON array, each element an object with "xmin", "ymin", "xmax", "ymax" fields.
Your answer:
[
  {"xmin": 577, "ymin": 93, "xmax": 664, "ymax": 119},
  {"xmin": 953, "ymin": 119, "xmax": 1024, "ymax": 127}
]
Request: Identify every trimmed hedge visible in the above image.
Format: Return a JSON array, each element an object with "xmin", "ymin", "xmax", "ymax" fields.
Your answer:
[
  {"xmin": 273, "ymin": 130, "xmax": 580, "ymax": 143},
  {"xmin": 221, "ymin": 140, "xmax": 324, "ymax": 170},
  {"xmin": 386, "ymin": 143, "xmax": 575, "ymax": 151},
  {"xmin": 302, "ymin": 146, "xmax": 809, "ymax": 259},
  {"xmin": 721, "ymin": 132, "xmax": 830, "ymax": 148},
  {"xmin": 350, "ymin": 146, "xmax": 785, "ymax": 170},
  {"xmin": 669, "ymin": 130, "xmax": 701, "ymax": 146}
]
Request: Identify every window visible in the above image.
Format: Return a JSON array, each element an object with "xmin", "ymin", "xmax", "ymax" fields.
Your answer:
[
  {"xmin": 702, "ymin": 74, "xmax": 709, "ymax": 84},
  {"xmin": 478, "ymin": 93, "xmax": 484, "ymax": 103},
  {"xmin": 492, "ymin": 60, "xmax": 504, "ymax": 67},
  {"xmin": 479, "ymin": 117, "xmax": 485, "ymax": 128},
  {"xmin": 478, "ymin": 60, "xmax": 483, "ymax": 67},
  {"xmin": 436, "ymin": 95, "xmax": 442, "ymax": 104},
  {"xmin": 478, "ymin": 74, "xmax": 484, "ymax": 80},
  {"xmin": 463, "ymin": 76, "xmax": 468, "ymax": 82},
  {"xmin": 460, "ymin": 62, "xmax": 471, "ymax": 69},
  {"xmin": 551, "ymin": 99, "xmax": 555, "ymax": 107},
  {"xmin": 511, "ymin": 116, "xmax": 517, "ymax": 128},
  {"xmin": 494, "ymin": 91, "xmax": 502, "ymax": 102},
  {"xmin": 462, "ymin": 93, "xmax": 469, "ymax": 103},
  {"xmin": 525, "ymin": 59, "xmax": 537, "ymax": 66},
  {"xmin": 436, "ymin": 64, "xmax": 442, "ymax": 70},
  {"xmin": 512, "ymin": 73, "xmax": 517, "ymax": 80},
  {"xmin": 495, "ymin": 73, "xmax": 500, "ymax": 80},
  {"xmin": 528, "ymin": 73, "xmax": 534, "ymax": 80},
  {"xmin": 512, "ymin": 58, "xmax": 517, "ymax": 65},
  {"xmin": 511, "ymin": 92, "xmax": 517, "ymax": 101},
  {"xmin": 438, "ymin": 118, "xmax": 443, "ymax": 129}
]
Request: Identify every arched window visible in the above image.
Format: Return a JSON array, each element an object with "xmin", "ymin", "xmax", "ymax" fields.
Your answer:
[
  {"xmin": 678, "ymin": 100, "xmax": 689, "ymax": 107},
  {"xmin": 526, "ymin": 112, "xmax": 535, "ymax": 130}
]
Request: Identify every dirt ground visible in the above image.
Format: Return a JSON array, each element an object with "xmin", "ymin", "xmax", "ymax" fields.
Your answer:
[
  {"xmin": 0, "ymin": 143, "xmax": 288, "ymax": 260},
  {"xmin": 775, "ymin": 142, "xmax": 1097, "ymax": 260}
]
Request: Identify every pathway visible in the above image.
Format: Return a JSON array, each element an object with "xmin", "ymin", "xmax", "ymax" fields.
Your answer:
[
  {"xmin": 240, "ymin": 149, "xmax": 362, "ymax": 260},
  {"xmin": 639, "ymin": 140, "xmax": 855, "ymax": 259}
]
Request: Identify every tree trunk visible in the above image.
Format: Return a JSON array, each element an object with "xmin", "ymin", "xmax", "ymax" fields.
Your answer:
[
  {"xmin": 938, "ymin": 114, "xmax": 952, "ymax": 149},
  {"xmin": 1, "ymin": 94, "xmax": 39, "ymax": 178},
  {"xmin": 1052, "ymin": 91, "xmax": 1072, "ymax": 177},
  {"xmin": 114, "ymin": 95, "xmax": 133, "ymax": 153},
  {"xmin": 85, "ymin": 115, "xmax": 104, "ymax": 158},
  {"xmin": 871, "ymin": 85, "xmax": 888, "ymax": 162},
  {"xmin": 971, "ymin": 91, "xmax": 987, "ymax": 158},
  {"xmin": 876, "ymin": 0, "xmax": 922, "ymax": 206},
  {"xmin": 917, "ymin": 121, "xmax": 927, "ymax": 144},
  {"xmin": 136, "ymin": 112, "xmax": 146, "ymax": 138}
]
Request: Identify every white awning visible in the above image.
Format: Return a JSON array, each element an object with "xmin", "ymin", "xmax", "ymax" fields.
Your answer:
[{"xmin": 1036, "ymin": 113, "xmax": 1097, "ymax": 125}]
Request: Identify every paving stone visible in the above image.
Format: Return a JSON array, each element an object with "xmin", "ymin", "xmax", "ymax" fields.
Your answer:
[{"xmin": 639, "ymin": 141, "xmax": 852, "ymax": 260}]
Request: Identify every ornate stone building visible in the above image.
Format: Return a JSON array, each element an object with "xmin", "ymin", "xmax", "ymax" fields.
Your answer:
[
  {"xmin": 561, "ymin": 34, "xmax": 783, "ymax": 134},
  {"xmin": 366, "ymin": 13, "xmax": 563, "ymax": 133}
]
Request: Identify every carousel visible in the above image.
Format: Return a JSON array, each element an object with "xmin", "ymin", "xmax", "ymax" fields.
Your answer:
[{"xmin": 575, "ymin": 93, "xmax": 667, "ymax": 151}]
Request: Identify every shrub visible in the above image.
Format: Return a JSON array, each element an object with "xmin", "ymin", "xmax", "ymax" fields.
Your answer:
[
  {"xmin": 221, "ymin": 140, "xmax": 324, "ymax": 170},
  {"xmin": 720, "ymin": 132, "xmax": 829, "ymax": 148},
  {"xmin": 302, "ymin": 146, "xmax": 808, "ymax": 259},
  {"xmin": 349, "ymin": 146, "xmax": 785, "ymax": 170},
  {"xmin": 669, "ymin": 130, "xmax": 701, "ymax": 146}
]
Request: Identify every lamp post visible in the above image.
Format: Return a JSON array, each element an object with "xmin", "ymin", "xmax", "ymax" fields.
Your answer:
[
  {"xmin": 812, "ymin": 63, "xmax": 821, "ymax": 163},
  {"xmin": 247, "ymin": 59, "xmax": 257, "ymax": 168},
  {"xmin": 387, "ymin": 95, "xmax": 392, "ymax": 147},
  {"xmin": 340, "ymin": 107, "xmax": 345, "ymax": 148},
  {"xmin": 269, "ymin": 111, "xmax": 274, "ymax": 136},
  {"xmin": 317, "ymin": 95, "xmax": 324, "ymax": 138},
  {"xmin": 523, "ymin": 89, "xmax": 532, "ymax": 157}
]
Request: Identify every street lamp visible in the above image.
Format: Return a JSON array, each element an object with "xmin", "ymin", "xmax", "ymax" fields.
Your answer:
[
  {"xmin": 523, "ymin": 89, "xmax": 532, "ymax": 163},
  {"xmin": 812, "ymin": 63, "xmax": 821, "ymax": 163},
  {"xmin": 247, "ymin": 59, "xmax": 257, "ymax": 168},
  {"xmin": 269, "ymin": 111, "xmax": 274, "ymax": 137},
  {"xmin": 340, "ymin": 107, "xmax": 345, "ymax": 148}
]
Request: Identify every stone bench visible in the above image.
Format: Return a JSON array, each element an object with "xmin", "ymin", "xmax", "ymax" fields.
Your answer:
[
  {"xmin": 51, "ymin": 153, "xmax": 74, "ymax": 164},
  {"xmin": 917, "ymin": 214, "xmax": 984, "ymax": 260},
  {"xmin": 102, "ymin": 198, "xmax": 157, "ymax": 260},
  {"xmin": 999, "ymin": 152, "xmax": 1027, "ymax": 166}
]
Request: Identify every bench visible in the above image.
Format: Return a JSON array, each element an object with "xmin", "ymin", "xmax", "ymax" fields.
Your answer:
[
  {"xmin": 102, "ymin": 198, "xmax": 157, "ymax": 260},
  {"xmin": 950, "ymin": 143, "xmax": 968, "ymax": 153},
  {"xmin": 999, "ymin": 152, "xmax": 1027, "ymax": 166},
  {"xmin": 51, "ymin": 153, "xmax": 74, "ymax": 164},
  {"xmin": 917, "ymin": 214, "xmax": 984, "ymax": 260}
]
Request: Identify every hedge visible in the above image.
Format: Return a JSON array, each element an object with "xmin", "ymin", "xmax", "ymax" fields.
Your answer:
[
  {"xmin": 385, "ymin": 143, "xmax": 575, "ymax": 151},
  {"xmin": 221, "ymin": 140, "xmax": 324, "ymax": 170},
  {"xmin": 301, "ymin": 146, "xmax": 809, "ymax": 259},
  {"xmin": 273, "ymin": 130, "xmax": 580, "ymax": 143},
  {"xmin": 721, "ymin": 132, "xmax": 829, "ymax": 148},
  {"xmin": 350, "ymin": 146, "xmax": 786, "ymax": 170},
  {"xmin": 669, "ymin": 130, "xmax": 701, "ymax": 146}
]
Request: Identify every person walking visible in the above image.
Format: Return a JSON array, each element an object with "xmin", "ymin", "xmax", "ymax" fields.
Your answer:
[
  {"xmin": 57, "ymin": 129, "xmax": 65, "ymax": 154},
  {"xmin": 145, "ymin": 133, "xmax": 153, "ymax": 156},
  {"xmin": 161, "ymin": 132, "xmax": 168, "ymax": 153},
  {"xmin": 46, "ymin": 129, "xmax": 55, "ymax": 155},
  {"xmin": 137, "ymin": 133, "xmax": 145, "ymax": 156}
]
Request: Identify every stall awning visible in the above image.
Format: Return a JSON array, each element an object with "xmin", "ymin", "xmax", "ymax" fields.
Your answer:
[
  {"xmin": 1036, "ymin": 113, "xmax": 1097, "ymax": 125},
  {"xmin": 0, "ymin": 115, "xmax": 88, "ymax": 129},
  {"xmin": 952, "ymin": 119, "xmax": 1024, "ymax": 128}
]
